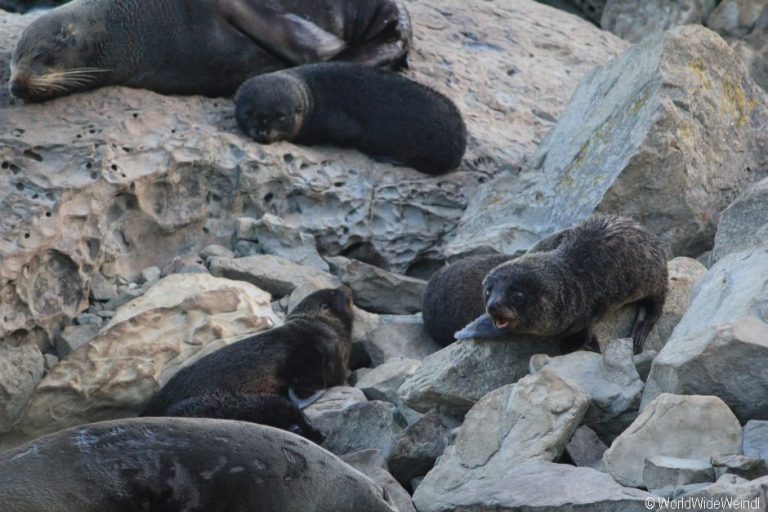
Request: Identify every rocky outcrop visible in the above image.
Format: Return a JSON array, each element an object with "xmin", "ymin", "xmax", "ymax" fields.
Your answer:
[
  {"xmin": 643, "ymin": 247, "xmax": 768, "ymax": 422},
  {"xmin": 603, "ymin": 394, "xmax": 742, "ymax": 488},
  {"xmin": 447, "ymin": 25, "xmax": 768, "ymax": 259},
  {"xmin": 7, "ymin": 274, "xmax": 278, "ymax": 445}
]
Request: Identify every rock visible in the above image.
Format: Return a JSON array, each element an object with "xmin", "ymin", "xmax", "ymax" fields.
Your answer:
[
  {"xmin": 75, "ymin": 313, "xmax": 102, "ymax": 326},
  {"xmin": 199, "ymin": 244, "xmax": 234, "ymax": 260},
  {"xmin": 602, "ymin": 0, "xmax": 718, "ymax": 43},
  {"xmin": 711, "ymin": 454, "xmax": 768, "ymax": 480},
  {"xmin": 53, "ymin": 323, "xmax": 100, "ymax": 359},
  {"xmin": 603, "ymin": 394, "xmax": 742, "ymax": 488},
  {"xmin": 413, "ymin": 370, "xmax": 591, "ymax": 508},
  {"xmin": 352, "ymin": 311, "xmax": 440, "ymax": 366},
  {"xmin": 160, "ymin": 256, "xmax": 208, "ymax": 276},
  {"xmin": 398, "ymin": 337, "xmax": 564, "ymax": 415},
  {"xmin": 356, "ymin": 358, "xmax": 421, "ymax": 404},
  {"xmin": 0, "ymin": 339, "xmax": 43, "ymax": 434},
  {"xmin": 643, "ymin": 247, "xmax": 768, "ymax": 422},
  {"xmin": 633, "ymin": 350, "xmax": 657, "ymax": 381},
  {"xmin": 711, "ymin": 177, "xmax": 768, "ymax": 263},
  {"xmin": 566, "ymin": 425, "xmax": 608, "ymax": 471},
  {"xmin": 0, "ymin": 1, "xmax": 64, "ymax": 13},
  {"xmin": 732, "ymin": 26, "xmax": 768, "ymax": 92},
  {"xmin": 326, "ymin": 256, "xmax": 425, "ymax": 315},
  {"xmin": 706, "ymin": 0, "xmax": 767, "ymax": 38},
  {"xmin": 414, "ymin": 460, "xmax": 651, "ymax": 512},
  {"xmin": 236, "ymin": 214, "xmax": 329, "ymax": 271},
  {"xmin": 743, "ymin": 420, "xmax": 768, "ymax": 461},
  {"xmin": 139, "ymin": 266, "xmax": 161, "ymax": 285},
  {"xmin": 13, "ymin": 274, "xmax": 278, "ymax": 444},
  {"xmin": 42, "ymin": 353, "xmax": 58, "ymax": 372},
  {"xmin": 643, "ymin": 456, "xmax": 715, "ymax": 493},
  {"xmin": 341, "ymin": 450, "xmax": 417, "ymax": 512},
  {"xmin": 533, "ymin": 338, "xmax": 643, "ymax": 440},
  {"xmin": 312, "ymin": 400, "xmax": 403, "ymax": 459},
  {"xmin": 304, "ymin": 386, "xmax": 367, "ymax": 423},
  {"xmin": 388, "ymin": 410, "xmax": 452, "ymax": 486},
  {"xmin": 447, "ymin": 25, "xmax": 768, "ymax": 259},
  {"xmin": 681, "ymin": 474, "xmax": 767, "ymax": 508},
  {"xmin": 208, "ymin": 254, "xmax": 340, "ymax": 299}
]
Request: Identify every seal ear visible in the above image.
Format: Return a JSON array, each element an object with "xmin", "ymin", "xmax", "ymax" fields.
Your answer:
[{"xmin": 454, "ymin": 313, "xmax": 508, "ymax": 340}]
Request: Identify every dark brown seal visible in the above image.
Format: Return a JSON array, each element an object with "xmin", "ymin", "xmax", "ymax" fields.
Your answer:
[
  {"xmin": 234, "ymin": 62, "xmax": 467, "ymax": 175},
  {"xmin": 0, "ymin": 417, "xmax": 399, "ymax": 512},
  {"xmin": 141, "ymin": 288, "xmax": 353, "ymax": 429},
  {"xmin": 466, "ymin": 215, "xmax": 668, "ymax": 354},
  {"xmin": 9, "ymin": 0, "xmax": 412, "ymax": 102}
]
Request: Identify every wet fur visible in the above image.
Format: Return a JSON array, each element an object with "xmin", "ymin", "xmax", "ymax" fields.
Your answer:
[
  {"xmin": 483, "ymin": 215, "xmax": 668, "ymax": 354},
  {"xmin": 234, "ymin": 62, "xmax": 467, "ymax": 175}
]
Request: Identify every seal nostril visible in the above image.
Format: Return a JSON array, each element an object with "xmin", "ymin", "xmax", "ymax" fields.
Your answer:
[{"xmin": 9, "ymin": 79, "xmax": 27, "ymax": 99}]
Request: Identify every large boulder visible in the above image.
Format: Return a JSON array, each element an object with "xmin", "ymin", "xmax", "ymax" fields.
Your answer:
[
  {"xmin": 603, "ymin": 394, "xmax": 742, "ymax": 488},
  {"xmin": 412, "ymin": 370, "xmax": 591, "ymax": 510},
  {"xmin": 643, "ymin": 247, "xmax": 768, "ymax": 422},
  {"xmin": 447, "ymin": 25, "xmax": 768, "ymax": 259},
  {"xmin": 710, "ymin": 177, "xmax": 768, "ymax": 263},
  {"xmin": 8, "ymin": 274, "xmax": 278, "ymax": 445}
]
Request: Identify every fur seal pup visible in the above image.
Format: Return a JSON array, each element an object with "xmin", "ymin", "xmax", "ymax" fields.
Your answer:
[
  {"xmin": 0, "ymin": 417, "xmax": 399, "ymax": 512},
  {"xmin": 9, "ymin": 0, "xmax": 412, "ymax": 102},
  {"xmin": 141, "ymin": 287, "xmax": 353, "ymax": 423},
  {"xmin": 234, "ymin": 62, "xmax": 467, "ymax": 175},
  {"xmin": 459, "ymin": 215, "xmax": 668, "ymax": 354}
]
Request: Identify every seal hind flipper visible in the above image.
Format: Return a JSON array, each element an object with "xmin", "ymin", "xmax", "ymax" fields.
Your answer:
[
  {"xmin": 454, "ymin": 313, "xmax": 508, "ymax": 340},
  {"xmin": 222, "ymin": 0, "xmax": 347, "ymax": 64}
]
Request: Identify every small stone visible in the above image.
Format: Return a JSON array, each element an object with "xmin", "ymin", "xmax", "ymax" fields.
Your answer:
[
  {"xmin": 199, "ymin": 244, "xmax": 234, "ymax": 260},
  {"xmin": 96, "ymin": 310, "xmax": 115, "ymax": 319},
  {"xmin": 566, "ymin": 425, "xmax": 608, "ymax": 471},
  {"xmin": 74, "ymin": 313, "xmax": 103, "ymax": 326},
  {"xmin": 43, "ymin": 353, "xmax": 60, "ymax": 373},
  {"xmin": 388, "ymin": 410, "xmax": 451, "ymax": 486},
  {"xmin": 711, "ymin": 454, "xmax": 768, "ymax": 481},
  {"xmin": 643, "ymin": 456, "xmax": 715, "ymax": 493},
  {"xmin": 54, "ymin": 324, "xmax": 100, "ymax": 358},
  {"xmin": 236, "ymin": 214, "xmax": 329, "ymax": 271},
  {"xmin": 139, "ymin": 267, "xmax": 161, "ymax": 285}
]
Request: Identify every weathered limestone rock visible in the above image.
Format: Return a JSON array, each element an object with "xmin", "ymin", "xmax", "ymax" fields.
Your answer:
[
  {"xmin": 447, "ymin": 25, "xmax": 768, "ymax": 259},
  {"xmin": 326, "ymin": 256, "xmax": 425, "ymax": 314},
  {"xmin": 744, "ymin": 420, "xmax": 768, "ymax": 460},
  {"xmin": 13, "ymin": 274, "xmax": 278, "ymax": 443},
  {"xmin": 398, "ymin": 337, "xmax": 564, "ymax": 415},
  {"xmin": 414, "ymin": 460, "xmax": 651, "ymax": 512},
  {"xmin": 412, "ymin": 370, "xmax": 591, "ymax": 509},
  {"xmin": 711, "ymin": 177, "xmax": 768, "ymax": 263},
  {"xmin": 236, "ymin": 214, "xmax": 329, "ymax": 271},
  {"xmin": 340, "ymin": 450, "xmax": 416, "ymax": 512},
  {"xmin": 566, "ymin": 425, "xmax": 608, "ymax": 471},
  {"xmin": 602, "ymin": 0, "xmax": 718, "ymax": 43},
  {"xmin": 711, "ymin": 454, "xmax": 768, "ymax": 480},
  {"xmin": 643, "ymin": 247, "xmax": 768, "ymax": 422},
  {"xmin": 0, "ymin": 339, "xmax": 43, "ymax": 434},
  {"xmin": 643, "ymin": 456, "xmax": 715, "ymax": 493},
  {"xmin": 352, "ymin": 311, "xmax": 440, "ymax": 366},
  {"xmin": 388, "ymin": 410, "xmax": 452, "ymax": 486},
  {"xmin": 604, "ymin": 394, "xmax": 742, "ymax": 488}
]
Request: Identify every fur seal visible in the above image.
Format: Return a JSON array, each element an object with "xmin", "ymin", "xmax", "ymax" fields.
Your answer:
[
  {"xmin": 460, "ymin": 215, "xmax": 668, "ymax": 354},
  {"xmin": 141, "ymin": 288, "xmax": 353, "ymax": 429},
  {"xmin": 9, "ymin": 0, "xmax": 412, "ymax": 102},
  {"xmin": 0, "ymin": 417, "xmax": 399, "ymax": 512},
  {"xmin": 234, "ymin": 62, "xmax": 467, "ymax": 175}
]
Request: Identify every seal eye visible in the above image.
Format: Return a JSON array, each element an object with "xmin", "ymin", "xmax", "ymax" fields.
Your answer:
[
  {"xmin": 509, "ymin": 290, "xmax": 525, "ymax": 307},
  {"xmin": 483, "ymin": 287, "xmax": 491, "ymax": 299},
  {"xmin": 287, "ymin": 424, "xmax": 302, "ymax": 434}
]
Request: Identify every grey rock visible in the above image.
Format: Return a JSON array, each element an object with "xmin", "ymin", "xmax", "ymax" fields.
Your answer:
[
  {"xmin": 744, "ymin": 421, "xmax": 768, "ymax": 461},
  {"xmin": 706, "ymin": 0, "xmax": 767, "ymax": 38},
  {"xmin": 534, "ymin": 338, "xmax": 643, "ymax": 440},
  {"xmin": 0, "ymin": 339, "xmax": 44, "ymax": 434},
  {"xmin": 446, "ymin": 25, "xmax": 768, "ymax": 260},
  {"xmin": 566, "ymin": 425, "xmax": 608, "ymax": 471},
  {"xmin": 326, "ymin": 256, "xmax": 425, "ymax": 315},
  {"xmin": 208, "ymin": 255, "xmax": 340, "ymax": 299},
  {"xmin": 236, "ymin": 214, "xmax": 329, "ymax": 271},
  {"xmin": 199, "ymin": 244, "xmax": 234, "ymax": 260},
  {"xmin": 643, "ymin": 456, "xmax": 715, "ymax": 493},
  {"xmin": 413, "ymin": 370, "xmax": 591, "ymax": 509},
  {"xmin": 314, "ymin": 400, "xmax": 403, "ymax": 459},
  {"xmin": 341, "ymin": 450, "xmax": 416, "ymax": 512},
  {"xmin": 680, "ymin": 473, "xmax": 768, "ymax": 508},
  {"xmin": 54, "ymin": 323, "xmax": 99, "ymax": 359},
  {"xmin": 643, "ymin": 247, "xmax": 768, "ymax": 422},
  {"xmin": 711, "ymin": 177, "xmax": 768, "ymax": 263},
  {"xmin": 602, "ymin": 0, "xmax": 718, "ymax": 43},
  {"xmin": 356, "ymin": 358, "xmax": 421, "ymax": 405},
  {"xmin": 75, "ymin": 313, "xmax": 103, "ymax": 326},
  {"xmin": 398, "ymin": 337, "xmax": 564, "ymax": 415},
  {"xmin": 604, "ymin": 394, "xmax": 742, "ymax": 488},
  {"xmin": 42, "ymin": 353, "xmax": 59, "ymax": 373},
  {"xmin": 633, "ymin": 350, "xmax": 657, "ymax": 382},
  {"xmin": 304, "ymin": 386, "xmax": 367, "ymax": 423},
  {"xmin": 352, "ymin": 310, "xmax": 440, "ymax": 366},
  {"xmin": 711, "ymin": 454, "xmax": 768, "ymax": 481},
  {"xmin": 389, "ymin": 410, "xmax": 452, "ymax": 485},
  {"xmin": 161, "ymin": 256, "xmax": 208, "ymax": 276},
  {"xmin": 139, "ymin": 266, "xmax": 161, "ymax": 285},
  {"xmin": 414, "ymin": 460, "xmax": 651, "ymax": 512}
]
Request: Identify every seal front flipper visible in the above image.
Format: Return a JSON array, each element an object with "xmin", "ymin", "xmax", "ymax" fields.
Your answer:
[
  {"xmin": 289, "ymin": 388, "xmax": 325, "ymax": 409},
  {"xmin": 454, "ymin": 313, "xmax": 508, "ymax": 340},
  {"xmin": 221, "ymin": 0, "xmax": 347, "ymax": 64}
]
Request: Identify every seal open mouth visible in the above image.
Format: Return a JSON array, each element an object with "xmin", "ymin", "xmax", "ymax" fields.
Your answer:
[{"xmin": 492, "ymin": 317, "xmax": 509, "ymax": 330}]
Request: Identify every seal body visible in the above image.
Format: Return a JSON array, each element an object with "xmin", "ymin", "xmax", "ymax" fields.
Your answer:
[
  {"xmin": 234, "ymin": 62, "xmax": 467, "ymax": 175},
  {"xmin": 141, "ymin": 288, "xmax": 353, "ymax": 432},
  {"xmin": 0, "ymin": 417, "xmax": 399, "ymax": 512},
  {"xmin": 479, "ymin": 215, "xmax": 668, "ymax": 354},
  {"xmin": 9, "ymin": 0, "xmax": 412, "ymax": 101}
]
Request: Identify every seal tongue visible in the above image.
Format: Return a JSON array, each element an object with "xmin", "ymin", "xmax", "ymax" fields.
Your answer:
[{"xmin": 454, "ymin": 313, "xmax": 509, "ymax": 340}]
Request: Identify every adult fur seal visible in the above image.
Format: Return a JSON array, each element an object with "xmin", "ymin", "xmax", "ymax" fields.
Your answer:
[
  {"xmin": 0, "ymin": 417, "xmax": 399, "ymax": 512},
  {"xmin": 459, "ymin": 215, "xmax": 668, "ymax": 354},
  {"xmin": 9, "ymin": 0, "xmax": 412, "ymax": 102},
  {"xmin": 141, "ymin": 288, "xmax": 353, "ymax": 425},
  {"xmin": 234, "ymin": 62, "xmax": 467, "ymax": 175}
]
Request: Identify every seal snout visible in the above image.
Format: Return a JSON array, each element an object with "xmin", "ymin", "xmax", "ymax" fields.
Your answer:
[
  {"xmin": 8, "ymin": 76, "xmax": 30, "ymax": 100},
  {"xmin": 486, "ymin": 295, "xmax": 515, "ymax": 330}
]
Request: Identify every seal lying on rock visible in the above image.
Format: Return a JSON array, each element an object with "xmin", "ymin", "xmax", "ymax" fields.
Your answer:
[
  {"xmin": 141, "ymin": 288, "xmax": 353, "ymax": 434},
  {"xmin": 9, "ymin": 0, "xmax": 412, "ymax": 102},
  {"xmin": 234, "ymin": 62, "xmax": 467, "ymax": 175},
  {"xmin": 458, "ymin": 215, "xmax": 668, "ymax": 354},
  {"xmin": 0, "ymin": 417, "xmax": 400, "ymax": 512}
]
